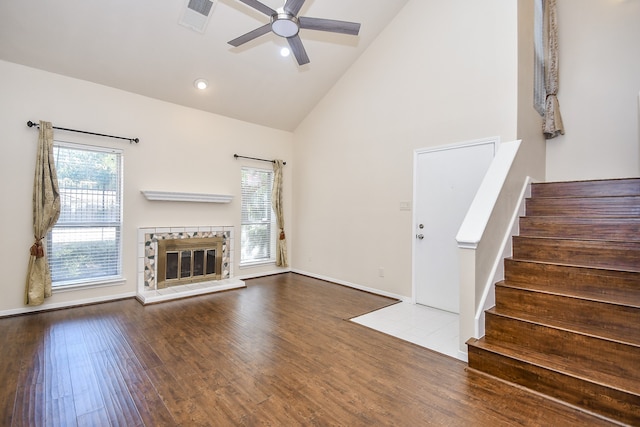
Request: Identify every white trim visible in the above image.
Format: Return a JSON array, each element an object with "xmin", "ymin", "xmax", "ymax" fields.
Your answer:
[
  {"xmin": 141, "ymin": 190, "xmax": 233, "ymax": 203},
  {"xmin": 456, "ymin": 140, "xmax": 521, "ymax": 247},
  {"xmin": 0, "ymin": 291, "xmax": 136, "ymax": 318},
  {"xmin": 290, "ymin": 269, "xmax": 410, "ymax": 302},
  {"xmin": 411, "ymin": 136, "xmax": 501, "ymax": 303},
  {"xmin": 50, "ymin": 140, "xmax": 124, "ymax": 288},
  {"xmin": 239, "ymin": 260, "xmax": 276, "ymax": 269},
  {"xmin": 236, "ymin": 267, "xmax": 291, "ymax": 280},
  {"xmin": 473, "ymin": 177, "xmax": 533, "ymax": 338},
  {"xmin": 54, "ymin": 139, "xmax": 124, "ymax": 154},
  {"xmin": 413, "ymin": 136, "xmax": 500, "ymax": 156},
  {"xmin": 52, "ymin": 276, "xmax": 126, "ymax": 293},
  {"xmin": 240, "ymin": 166, "xmax": 277, "ymax": 265}
]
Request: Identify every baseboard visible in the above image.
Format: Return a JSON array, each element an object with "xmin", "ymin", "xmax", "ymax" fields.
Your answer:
[
  {"xmin": 236, "ymin": 267, "xmax": 292, "ymax": 281},
  {"xmin": 0, "ymin": 291, "xmax": 137, "ymax": 318},
  {"xmin": 290, "ymin": 269, "xmax": 410, "ymax": 302}
]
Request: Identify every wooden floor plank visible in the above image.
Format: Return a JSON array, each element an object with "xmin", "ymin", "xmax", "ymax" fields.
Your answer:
[
  {"xmin": 41, "ymin": 341, "xmax": 64, "ymax": 426},
  {"xmin": 0, "ymin": 273, "xmax": 617, "ymax": 426},
  {"xmin": 11, "ymin": 318, "xmax": 46, "ymax": 427},
  {"xmin": 118, "ymin": 357, "xmax": 177, "ymax": 426},
  {"xmin": 63, "ymin": 321, "xmax": 106, "ymax": 420},
  {"xmin": 0, "ymin": 318, "xmax": 28, "ymax": 427},
  {"xmin": 89, "ymin": 349, "xmax": 144, "ymax": 426}
]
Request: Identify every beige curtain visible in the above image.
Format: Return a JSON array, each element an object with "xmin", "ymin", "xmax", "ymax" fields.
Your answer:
[
  {"xmin": 543, "ymin": 0, "xmax": 565, "ymax": 139},
  {"xmin": 25, "ymin": 121, "xmax": 61, "ymax": 305},
  {"xmin": 272, "ymin": 160, "xmax": 288, "ymax": 267}
]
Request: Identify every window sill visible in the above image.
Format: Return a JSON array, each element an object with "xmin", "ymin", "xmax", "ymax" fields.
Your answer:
[
  {"xmin": 239, "ymin": 260, "xmax": 276, "ymax": 269},
  {"xmin": 52, "ymin": 277, "xmax": 126, "ymax": 293}
]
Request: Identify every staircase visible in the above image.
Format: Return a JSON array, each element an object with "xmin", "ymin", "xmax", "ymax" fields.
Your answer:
[{"xmin": 466, "ymin": 178, "xmax": 640, "ymax": 425}]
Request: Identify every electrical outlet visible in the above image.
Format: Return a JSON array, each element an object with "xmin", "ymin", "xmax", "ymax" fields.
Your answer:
[{"xmin": 378, "ymin": 268, "xmax": 384, "ymax": 278}]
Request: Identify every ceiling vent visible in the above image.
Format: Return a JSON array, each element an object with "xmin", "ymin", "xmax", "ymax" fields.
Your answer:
[{"xmin": 179, "ymin": 0, "xmax": 217, "ymax": 33}]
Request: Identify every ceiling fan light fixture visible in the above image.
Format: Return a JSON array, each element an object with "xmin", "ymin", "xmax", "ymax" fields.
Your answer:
[
  {"xmin": 194, "ymin": 78, "xmax": 208, "ymax": 90},
  {"xmin": 271, "ymin": 13, "xmax": 299, "ymax": 38}
]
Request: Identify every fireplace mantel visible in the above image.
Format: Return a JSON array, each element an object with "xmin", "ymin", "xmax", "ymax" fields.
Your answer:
[{"xmin": 141, "ymin": 190, "xmax": 233, "ymax": 203}]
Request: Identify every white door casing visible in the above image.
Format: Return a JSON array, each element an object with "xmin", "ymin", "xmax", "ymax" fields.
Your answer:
[{"xmin": 412, "ymin": 138, "xmax": 497, "ymax": 313}]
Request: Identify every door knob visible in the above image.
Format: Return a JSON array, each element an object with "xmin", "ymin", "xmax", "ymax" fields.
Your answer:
[{"xmin": 416, "ymin": 234, "xmax": 424, "ymax": 240}]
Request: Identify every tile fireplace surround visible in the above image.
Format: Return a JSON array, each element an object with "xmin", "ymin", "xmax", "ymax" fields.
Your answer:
[{"xmin": 137, "ymin": 226, "xmax": 245, "ymax": 304}]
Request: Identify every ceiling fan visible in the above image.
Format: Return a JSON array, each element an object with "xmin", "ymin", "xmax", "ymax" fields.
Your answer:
[{"xmin": 228, "ymin": 0, "xmax": 361, "ymax": 66}]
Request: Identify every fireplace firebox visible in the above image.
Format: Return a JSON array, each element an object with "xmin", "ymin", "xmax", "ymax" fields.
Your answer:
[{"xmin": 157, "ymin": 237, "xmax": 223, "ymax": 288}]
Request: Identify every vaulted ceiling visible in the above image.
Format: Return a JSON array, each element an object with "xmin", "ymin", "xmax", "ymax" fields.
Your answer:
[{"xmin": 0, "ymin": 0, "xmax": 408, "ymax": 131}]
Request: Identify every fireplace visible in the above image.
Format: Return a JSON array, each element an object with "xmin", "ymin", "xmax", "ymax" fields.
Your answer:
[
  {"xmin": 137, "ymin": 226, "xmax": 244, "ymax": 304},
  {"xmin": 157, "ymin": 237, "xmax": 224, "ymax": 288}
]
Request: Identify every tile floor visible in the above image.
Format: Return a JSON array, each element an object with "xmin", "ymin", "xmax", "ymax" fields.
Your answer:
[{"xmin": 351, "ymin": 301, "xmax": 467, "ymax": 362}]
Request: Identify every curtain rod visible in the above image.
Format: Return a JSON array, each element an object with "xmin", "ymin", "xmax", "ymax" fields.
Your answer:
[
  {"xmin": 27, "ymin": 120, "xmax": 139, "ymax": 144},
  {"xmin": 234, "ymin": 154, "xmax": 286, "ymax": 165}
]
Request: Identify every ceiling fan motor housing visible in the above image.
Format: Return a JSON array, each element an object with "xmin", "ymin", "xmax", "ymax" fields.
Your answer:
[{"xmin": 271, "ymin": 13, "xmax": 299, "ymax": 38}]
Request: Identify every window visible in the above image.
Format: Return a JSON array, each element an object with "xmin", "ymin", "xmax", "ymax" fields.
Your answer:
[
  {"xmin": 47, "ymin": 142, "xmax": 123, "ymax": 288},
  {"xmin": 533, "ymin": 0, "xmax": 545, "ymax": 116},
  {"xmin": 240, "ymin": 167, "xmax": 276, "ymax": 265}
]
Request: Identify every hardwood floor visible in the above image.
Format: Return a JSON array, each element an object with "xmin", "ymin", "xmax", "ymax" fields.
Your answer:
[{"xmin": 1, "ymin": 273, "xmax": 616, "ymax": 426}]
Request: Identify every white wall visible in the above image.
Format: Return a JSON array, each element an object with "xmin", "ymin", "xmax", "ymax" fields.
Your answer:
[
  {"xmin": 292, "ymin": 0, "xmax": 519, "ymax": 298},
  {"xmin": 546, "ymin": 0, "xmax": 640, "ymax": 181},
  {"xmin": 0, "ymin": 60, "xmax": 293, "ymax": 314}
]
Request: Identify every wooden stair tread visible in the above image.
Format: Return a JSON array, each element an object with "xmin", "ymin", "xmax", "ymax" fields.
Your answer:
[
  {"xmin": 485, "ymin": 307, "xmax": 640, "ymax": 351},
  {"xmin": 504, "ymin": 259, "xmax": 640, "ymax": 306},
  {"xmin": 464, "ymin": 366, "xmax": 631, "ymax": 427},
  {"xmin": 512, "ymin": 236, "xmax": 640, "ymax": 272},
  {"xmin": 497, "ymin": 279, "xmax": 640, "ymax": 310},
  {"xmin": 518, "ymin": 216, "xmax": 640, "ymax": 242},
  {"xmin": 525, "ymin": 195, "xmax": 640, "ymax": 217},
  {"xmin": 468, "ymin": 334, "xmax": 640, "ymax": 397},
  {"xmin": 467, "ymin": 339, "xmax": 640, "ymax": 426},
  {"xmin": 483, "ymin": 309, "xmax": 640, "ymax": 392},
  {"xmin": 531, "ymin": 178, "xmax": 640, "ymax": 198},
  {"xmin": 493, "ymin": 285, "xmax": 640, "ymax": 345}
]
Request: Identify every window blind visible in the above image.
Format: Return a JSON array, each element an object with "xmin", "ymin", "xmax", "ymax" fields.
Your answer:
[
  {"xmin": 47, "ymin": 142, "xmax": 123, "ymax": 286},
  {"xmin": 240, "ymin": 167, "xmax": 276, "ymax": 264}
]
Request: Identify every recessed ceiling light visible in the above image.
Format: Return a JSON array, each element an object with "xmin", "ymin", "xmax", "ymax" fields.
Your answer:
[
  {"xmin": 194, "ymin": 78, "xmax": 208, "ymax": 90},
  {"xmin": 280, "ymin": 47, "xmax": 290, "ymax": 57}
]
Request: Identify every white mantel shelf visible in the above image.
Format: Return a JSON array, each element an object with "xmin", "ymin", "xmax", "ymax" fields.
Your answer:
[{"xmin": 141, "ymin": 190, "xmax": 233, "ymax": 203}]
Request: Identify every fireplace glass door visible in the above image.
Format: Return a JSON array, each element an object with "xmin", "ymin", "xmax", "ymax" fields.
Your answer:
[{"xmin": 157, "ymin": 238, "xmax": 223, "ymax": 288}]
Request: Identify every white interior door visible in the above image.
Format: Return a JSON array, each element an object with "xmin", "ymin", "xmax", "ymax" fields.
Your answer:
[{"xmin": 413, "ymin": 140, "xmax": 496, "ymax": 313}]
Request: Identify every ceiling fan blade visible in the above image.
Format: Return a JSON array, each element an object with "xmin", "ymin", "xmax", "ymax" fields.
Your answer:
[
  {"xmin": 236, "ymin": 0, "xmax": 277, "ymax": 16},
  {"xmin": 283, "ymin": 0, "xmax": 306, "ymax": 16},
  {"xmin": 228, "ymin": 23, "xmax": 272, "ymax": 47},
  {"xmin": 287, "ymin": 35, "xmax": 310, "ymax": 65},
  {"xmin": 298, "ymin": 16, "xmax": 361, "ymax": 35}
]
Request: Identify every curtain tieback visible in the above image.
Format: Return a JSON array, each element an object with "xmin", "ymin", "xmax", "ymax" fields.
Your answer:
[
  {"xmin": 30, "ymin": 236, "xmax": 45, "ymax": 258},
  {"xmin": 279, "ymin": 230, "xmax": 286, "ymax": 240}
]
